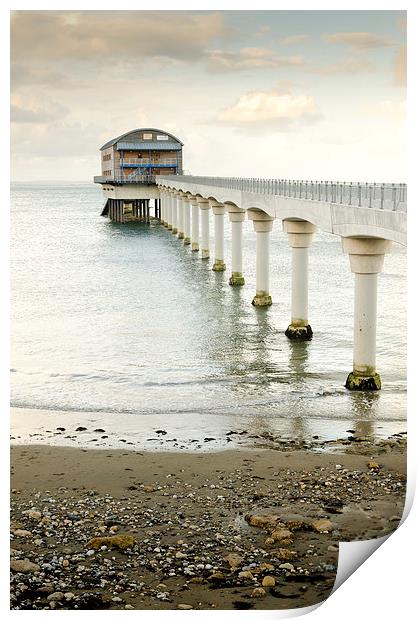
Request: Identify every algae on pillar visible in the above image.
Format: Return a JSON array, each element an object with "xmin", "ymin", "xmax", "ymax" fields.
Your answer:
[
  {"xmin": 342, "ymin": 236, "xmax": 392, "ymax": 391},
  {"xmin": 228, "ymin": 207, "xmax": 246, "ymax": 286},
  {"xmin": 210, "ymin": 200, "xmax": 226, "ymax": 272},
  {"xmin": 248, "ymin": 211, "xmax": 274, "ymax": 306},
  {"xmin": 283, "ymin": 220, "xmax": 316, "ymax": 341}
]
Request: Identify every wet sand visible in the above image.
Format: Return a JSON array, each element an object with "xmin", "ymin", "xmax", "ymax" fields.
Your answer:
[{"xmin": 10, "ymin": 436, "xmax": 406, "ymax": 611}]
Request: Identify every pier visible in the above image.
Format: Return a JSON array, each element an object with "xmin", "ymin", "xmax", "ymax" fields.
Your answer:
[{"xmin": 95, "ymin": 128, "xmax": 407, "ymax": 392}]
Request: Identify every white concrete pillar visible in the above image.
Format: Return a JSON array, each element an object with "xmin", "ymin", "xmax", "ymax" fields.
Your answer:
[
  {"xmin": 166, "ymin": 191, "xmax": 172, "ymax": 230},
  {"xmin": 198, "ymin": 198, "xmax": 210, "ymax": 259},
  {"xmin": 210, "ymin": 200, "xmax": 226, "ymax": 272},
  {"xmin": 159, "ymin": 190, "xmax": 165, "ymax": 226},
  {"xmin": 183, "ymin": 195, "xmax": 191, "ymax": 245},
  {"xmin": 248, "ymin": 211, "xmax": 274, "ymax": 306},
  {"xmin": 283, "ymin": 220, "xmax": 317, "ymax": 340},
  {"xmin": 161, "ymin": 187, "xmax": 169, "ymax": 228},
  {"xmin": 190, "ymin": 196, "xmax": 200, "ymax": 251},
  {"xmin": 228, "ymin": 207, "xmax": 246, "ymax": 285},
  {"xmin": 177, "ymin": 193, "xmax": 185, "ymax": 239},
  {"xmin": 171, "ymin": 191, "xmax": 178, "ymax": 234},
  {"xmin": 342, "ymin": 237, "xmax": 392, "ymax": 391}
]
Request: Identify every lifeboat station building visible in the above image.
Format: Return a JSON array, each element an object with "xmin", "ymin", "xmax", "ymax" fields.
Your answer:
[{"xmin": 94, "ymin": 128, "xmax": 183, "ymax": 223}]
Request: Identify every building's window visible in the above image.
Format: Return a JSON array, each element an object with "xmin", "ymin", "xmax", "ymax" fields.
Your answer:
[
  {"xmin": 156, "ymin": 135, "xmax": 169, "ymax": 141},
  {"xmin": 143, "ymin": 133, "xmax": 153, "ymax": 140}
]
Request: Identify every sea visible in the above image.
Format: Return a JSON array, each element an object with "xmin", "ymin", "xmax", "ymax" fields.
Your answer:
[{"xmin": 10, "ymin": 182, "xmax": 407, "ymax": 450}]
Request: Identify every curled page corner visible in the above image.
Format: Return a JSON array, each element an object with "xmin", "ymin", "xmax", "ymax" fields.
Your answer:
[
  {"xmin": 332, "ymin": 475, "xmax": 414, "ymax": 595},
  {"xmin": 332, "ymin": 535, "xmax": 389, "ymax": 593}
]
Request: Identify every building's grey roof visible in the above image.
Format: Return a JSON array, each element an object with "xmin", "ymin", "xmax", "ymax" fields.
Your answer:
[
  {"xmin": 100, "ymin": 128, "xmax": 183, "ymax": 150},
  {"xmin": 117, "ymin": 141, "xmax": 182, "ymax": 151}
]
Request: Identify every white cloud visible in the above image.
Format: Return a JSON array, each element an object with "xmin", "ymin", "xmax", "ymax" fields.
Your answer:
[
  {"xmin": 11, "ymin": 96, "xmax": 69, "ymax": 124},
  {"xmin": 11, "ymin": 11, "xmax": 229, "ymax": 62},
  {"xmin": 217, "ymin": 89, "xmax": 320, "ymax": 131},
  {"xmin": 314, "ymin": 56, "xmax": 375, "ymax": 75},
  {"xmin": 322, "ymin": 32, "xmax": 394, "ymax": 49},
  {"xmin": 206, "ymin": 48, "xmax": 303, "ymax": 72}
]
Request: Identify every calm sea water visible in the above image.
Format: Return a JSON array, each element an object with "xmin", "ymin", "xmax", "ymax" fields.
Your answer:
[{"xmin": 10, "ymin": 182, "xmax": 407, "ymax": 445}]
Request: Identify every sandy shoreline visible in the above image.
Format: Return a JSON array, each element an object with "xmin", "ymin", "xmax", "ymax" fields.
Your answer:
[
  {"xmin": 10, "ymin": 405, "xmax": 407, "ymax": 453},
  {"xmin": 10, "ymin": 437, "xmax": 406, "ymax": 610}
]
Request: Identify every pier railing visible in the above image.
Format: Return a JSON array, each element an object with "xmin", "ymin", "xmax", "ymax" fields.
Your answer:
[
  {"xmin": 120, "ymin": 158, "xmax": 177, "ymax": 166},
  {"xmin": 94, "ymin": 173, "xmax": 156, "ymax": 185},
  {"xmin": 158, "ymin": 175, "xmax": 407, "ymax": 212}
]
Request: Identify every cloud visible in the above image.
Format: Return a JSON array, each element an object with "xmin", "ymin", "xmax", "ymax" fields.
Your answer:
[
  {"xmin": 11, "ymin": 97, "xmax": 69, "ymax": 124},
  {"xmin": 10, "ymin": 63, "xmax": 90, "ymax": 90},
  {"xmin": 11, "ymin": 11, "xmax": 228, "ymax": 62},
  {"xmin": 314, "ymin": 56, "xmax": 375, "ymax": 75},
  {"xmin": 280, "ymin": 34, "xmax": 308, "ymax": 46},
  {"xmin": 393, "ymin": 45, "xmax": 406, "ymax": 86},
  {"xmin": 217, "ymin": 89, "xmax": 320, "ymax": 131},
  {"xmin": 206, "ymin": 47, "xmax": 303, "ymax": 72},
  {"xmin": 11, "ymin": 120, "xmax": 103, "ymax": 158},
  {"xmin": 322, "ymin": 32, "xmax": 394, "ymax": 49}
]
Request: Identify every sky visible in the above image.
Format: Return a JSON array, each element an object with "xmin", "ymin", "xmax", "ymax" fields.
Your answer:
[{"xmin": 10, "ymin": 10, "xmax": 406, "ymax": 182}]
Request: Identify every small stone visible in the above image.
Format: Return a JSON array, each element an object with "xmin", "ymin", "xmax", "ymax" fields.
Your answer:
[
  {"xmin": 224, "ymin": 552, "xmax": 244, "ymax": 568},
  {"xmin": 271, "ymin": 548, "xmax": 298, "ymax": 561},
  {"xmin": 245, "ymin": 514, "xmax": 280, "ymax": 529},
  {"xmin": 112, "ymin": 596, "xmax": 123, "ymax": 603},
  {"xmin": 177, "ymin": 604, "xmax": 193, "ymax": 610},
  {"xmin": 262, "ymin": 576, "xmax": 276, "ymax": 587},
  {"xmin": 368, "ymin": 461, "xmax": 380, "ymax": 470},
  {"xmin": 251, "ymin": 587, "xmax": 266, "ymax": 598},
  {"xmin": 12, "ymin": 529, "xmax": 32, "ymax": 538},
  {"xmin": 47, "ymin": 592, "xmax": 65, "ymax": 602},
  {"xmin": 209, "ymin": 571, "xmax": 225, "ymax": 581},
  {"xmin": 86, "ymin": 549, "xmax": 95, "ymax": 557},
  {"xmin": 311, "ymin": 519, "xmax": 333, "ymax": 533},
  {"xmin": 64, "ymin": 592, "xmax": 75, "ymax": 601},
  {"xmin": 142, "ymin": 485, "xmax": 156, "ymax": 493},
  {"xmin": 238, "ymin": 570, "xmax": 254, "ymax": 580},
  {"xmin": 175, "ymin": 551, "xmax": 187, "ymax": 559},
  {"xmin": 85, "ymin": 534, "xmax": 136, "ymax": 551},
  {"xmin": 125, "ymin": 604, "xmax": 134, "ymax": 609},
  {"xmin": 24, "ymin": 510, "xmax": 42, "ymax": 521},
  {"xmin": 62, "ymin": 559, "xmax": 69, "ymax": 567},
  {"xmin": 10, "ymin": 559, "xmax": 40, "ymax": 574},
  {"xmin": 279, "ymin": 563, "xmax": 295, "ymax": 571},
  {"xmin": 271, "ymin": 528, "xmax": 293, "ymax": 543},
  {"xmin": 259, "ymin": 563, "xmax": 274, "ymax": 571},
  {"xmin": 75, "ymin": 426, "xmax": 87, "ymax": 431}
]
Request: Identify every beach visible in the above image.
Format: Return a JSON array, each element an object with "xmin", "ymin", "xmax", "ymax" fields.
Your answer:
[{"xmin": 10, "ymin": 435, "xmax": 406, "ymax": 610}]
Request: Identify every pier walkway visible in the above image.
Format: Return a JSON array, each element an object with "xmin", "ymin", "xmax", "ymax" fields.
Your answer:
[{"xmin": 154, "ymin": 175, "xmax": 407, "ymax": 391}]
